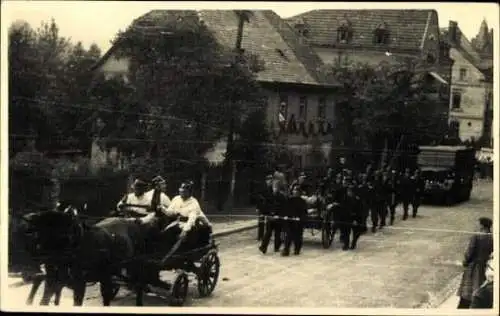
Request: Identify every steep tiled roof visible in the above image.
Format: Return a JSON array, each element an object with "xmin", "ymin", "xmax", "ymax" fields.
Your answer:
[
  {"xmin": 286, "ymin": 9, "xmax": 436, "ymax": 51},
  {"xmin": 197, "ymin": 10, "xmax": 332, "ymax": 86},
  {"xmin": 94, "ymin": 10, "xmax": 333, "ymax": 87}
]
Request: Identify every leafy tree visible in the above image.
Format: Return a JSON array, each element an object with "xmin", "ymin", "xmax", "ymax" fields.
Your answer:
[
  {"xmin": 325, "ymin": 59, "xmax": 449, "ymax": 169},
  {"xmin": 105, "ymin": 12, "xmax": 266, "ymax": 176},
  {"xmin": 9, "ymin": 19, "xmax": 103, "ymax": 154}
]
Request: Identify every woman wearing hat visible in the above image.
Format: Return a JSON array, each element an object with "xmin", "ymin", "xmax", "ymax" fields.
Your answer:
[
  {"xmin": 149, "ymin": 175, "xmax": 171, "ymax": 214},
  {"xmin": 457, "ymin": 217, "xmax": 493, "ymax": 308}
]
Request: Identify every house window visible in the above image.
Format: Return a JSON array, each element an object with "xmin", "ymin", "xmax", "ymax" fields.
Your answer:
[
  {"xmin": 337, "ymin": 19, "xmax": 352, "ymax": 44},
  {"xmin": 452, "ymin": 90, "xmax": 462, "ymax": 109},
  {"xmin": 426, "ymin": 53, "xmax": 436, "ymax": 64},
  {"xmin": 318, "ymin": 97, "xmax": 326, "ymax": 119},
  {"xmin": 337, "ymin": 26, "xmax": 350, "ymax": 43},
  {"xmin": 459, "ymin": 68, "xmax": 467, "ymax": 80},
  {"xmin": 374, "ymin": 23, "xmax": 389, "ymax": 44},
  {"xmin": 279, "ymin": 94, "xmax": 288, "ymax": 118},
  {"xmin": 299, "ymin": 96, "xmax": 308, "ymax": 120}
]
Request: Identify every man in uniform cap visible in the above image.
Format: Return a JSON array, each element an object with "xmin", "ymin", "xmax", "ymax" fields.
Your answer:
[
  {"xmin": 255, "ymin": 174, "xmax": 274, "ymax": 241},
  {"xmin": 281, "ymin": 183, "xmax": 308, "ymax": 256},
  {"xmin": 399, "ymin": 168, "xmax": 413, "ymax": 220},
  {"xmin": 410, "ymin": 169, "xmax": 424, "ymax": 218},
  {"xmin": 259, "ymin": 180, "xmax": 287, "ymax": 254},
  {"xmin": 343, "ymin": 184, "xmax": 365, "ymax": 250},
  {"xmin": 371, "ymin": 171, "xmax": 386, "ymax": 233},
  {"xmin": 387, "ymin": 169, "xmax": 400, "ymax": 225}
]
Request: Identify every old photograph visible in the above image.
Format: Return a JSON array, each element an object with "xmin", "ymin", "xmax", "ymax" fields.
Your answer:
[{"xmin": 2, "ymin": 1, "xmax": 497, "ymax": 313}]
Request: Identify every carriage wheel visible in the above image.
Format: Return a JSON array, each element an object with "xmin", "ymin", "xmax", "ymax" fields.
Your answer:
[
  {"xmin": 197, "ymin": 250, "xmax": 220, "ymax": 297},
  {"xmin": 169, "ymin": 272, "xmax": 189, "ymax": 306},
  {"xmin": 321, "ymin": 213, "xmax": 334, "ymax": 249}
]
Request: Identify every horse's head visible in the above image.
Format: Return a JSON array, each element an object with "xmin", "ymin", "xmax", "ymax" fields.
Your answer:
[{"xmin": 20, "ymin": 210, "xmax": 84, "ymax": 258}]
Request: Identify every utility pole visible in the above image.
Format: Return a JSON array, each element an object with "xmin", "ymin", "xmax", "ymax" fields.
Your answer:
[{"xmin": 224, "ymin": 10, "xmax": 251, "ymax": 213}]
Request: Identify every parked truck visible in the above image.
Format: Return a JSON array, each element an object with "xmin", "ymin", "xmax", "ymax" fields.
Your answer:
[{"xmin": 417, "ymin": 145, "xmax": 476, "ymax": 205}]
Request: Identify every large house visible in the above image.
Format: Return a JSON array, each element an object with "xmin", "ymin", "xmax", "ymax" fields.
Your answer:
[
  {"xmin": 92, "ymin": 10, "xmax": 340, "ymax": 169},
  {"xmin": 441, "ymin": 20, "xmax": 494, "ymax": 145},
  {"xmin": 286, "ymin": 10, "xmax": 454, "ymax": 136}
]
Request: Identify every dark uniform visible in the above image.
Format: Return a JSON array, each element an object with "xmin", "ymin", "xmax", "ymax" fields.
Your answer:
[
  {"xmin": 387, "ymin": 170, "xmax": 399, "ymax": 225},
  {"xmin": 372, "ymin": 173, "xmax": 386, "ymax": 232},
  {"xmin": 355, "ymin": 176, "xmax": 370, "ymax": 233},
  {"xmin": 399, "ymin": 169, "xmax": 413, "ymax": 220},
  {"xmin": 343, "ymin": 186, "xmax": 365, "ymax": 249},
  {"xmin": 281, "ymin": 192, "xmax": 308, "ymax": 256},
  {"xmin": 255, "ymin": 175, "xmax": 274, "ymax": 241},
  {"xmin": 259, "ymin": 188, "xmax": 287, "ymax": 254},
  {"xmin": 411, "ymin": 170, "xmax": 424, "ymax": 218},
  {"xmin": 330, "ymin": 185, "xmax": 351, "ymax": 249}
]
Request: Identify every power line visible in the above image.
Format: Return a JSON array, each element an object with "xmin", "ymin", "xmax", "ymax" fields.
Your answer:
[{"xmin": 9, "ymin": 95, "xmax": 453, "ymax": 141}]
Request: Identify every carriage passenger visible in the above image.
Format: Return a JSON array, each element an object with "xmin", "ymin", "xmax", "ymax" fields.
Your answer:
[
  {"xmin": 116, "ymin": 177, "xmax": 171, "ymax": 217},
  {"xmin": 150, "ymin": 175, "xmax": 171, "ymax": 213},
  {"xmin": 140, "ymin": 181, "xmax": 212, "ymax": 250}
]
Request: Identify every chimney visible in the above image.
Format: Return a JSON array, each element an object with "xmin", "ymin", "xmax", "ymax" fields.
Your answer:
[{"xmin": 448, "ymin": 21, "xmax": 458, "ymax": 44}]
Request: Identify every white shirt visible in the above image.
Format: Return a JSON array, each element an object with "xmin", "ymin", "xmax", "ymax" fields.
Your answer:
[
  {"xmin": 117, "ymin": 190, "xmax": 171, "ymax": 215},
  {"xmin": 142, "ymin": 195, "xmax": 210, "ymax": 232}
]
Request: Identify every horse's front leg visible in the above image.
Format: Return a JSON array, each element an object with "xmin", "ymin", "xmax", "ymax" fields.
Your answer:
[
  {"xmin": 53, "ymin": 283, "xmax": 64, "ymax": 306},
  {"xmin": 39, "ymin": 277, "xmax": 57, "ymax": 305},
  {"xmin": 26, "ymin": 277, "xmax": 43, "ymax": 305},
  {"xmin": 71, "ymin": 271, "xmax": 86, "ymax": 306},
  {"xmin": 99, "ymin": 274, "xmax": 115, "ymax": 306}
]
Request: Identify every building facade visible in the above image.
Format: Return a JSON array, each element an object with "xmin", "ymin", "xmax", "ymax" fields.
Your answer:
[
  {"xmin": 286, "ymin": 9, "xmax": 453, "ymax": 142},
  {"xmin": 91, "ymin": 10, "xmax": 339, "ymax": 169},
  {"xmin": 441, "ymin": 20, "xmax": 493, "ymax": 144}
]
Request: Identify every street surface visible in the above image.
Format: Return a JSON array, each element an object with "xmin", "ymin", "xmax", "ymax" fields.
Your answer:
[{"xmin": 5, "ymin": 180, "xmax": 493, "ymax": 308}]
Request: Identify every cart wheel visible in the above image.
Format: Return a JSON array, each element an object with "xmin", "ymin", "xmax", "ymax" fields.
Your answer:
[
  {"xmin": 197, "ymin": 250, "xmax": 220, "ymax": 297},
  {"xmin": 170, "ymin": 272, "xmax": 189, "ymax": 306},
  {"xmin": 321, "ymin": 212, "xmax": 334, "ymax": 249}
]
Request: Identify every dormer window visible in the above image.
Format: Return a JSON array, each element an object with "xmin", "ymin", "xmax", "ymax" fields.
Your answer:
[
  {"xmin": 294, "ymin": 18, "xmax": 309, "ymax": 37},
  {"xmin": 374, "ymin": 22, "xmax": 390, "ymax": 44},
  {"xmin": 426, "ymin": 52, "xmax": 436, "ymax": 64},
  {"xmin": 337, "ymin": 18, "xmax": 352, "ymax": 44}
]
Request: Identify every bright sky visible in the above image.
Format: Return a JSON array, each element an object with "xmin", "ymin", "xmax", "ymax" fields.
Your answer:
[{"xmin": 2, "ymin": 1, "xmax": 499, "ymax": 53}]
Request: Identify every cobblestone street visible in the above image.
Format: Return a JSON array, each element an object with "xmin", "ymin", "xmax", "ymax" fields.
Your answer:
[{"xmin": 5, "ymin": 181, "xmax": 493, "ymax": 308}]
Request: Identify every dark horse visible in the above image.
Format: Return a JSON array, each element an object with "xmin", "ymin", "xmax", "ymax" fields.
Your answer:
[{"xmin": 20, "ymin": 206, "xmax": 154, "ymax": 306}]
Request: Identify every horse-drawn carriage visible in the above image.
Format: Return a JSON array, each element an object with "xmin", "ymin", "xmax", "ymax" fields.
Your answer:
[{"xmin": 17, "ymin": 205, "xmax": 221, "ymax": 307}]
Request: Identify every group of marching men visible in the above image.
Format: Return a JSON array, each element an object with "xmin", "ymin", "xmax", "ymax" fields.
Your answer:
[{"xmin": 255, "ymin": 160, "xmax": 425, "ymax": 256}]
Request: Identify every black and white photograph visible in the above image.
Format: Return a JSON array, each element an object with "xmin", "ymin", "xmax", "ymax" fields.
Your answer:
[{"xmin": 1, "ymin": 1, "xmax": 498, "ymax": 313}]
